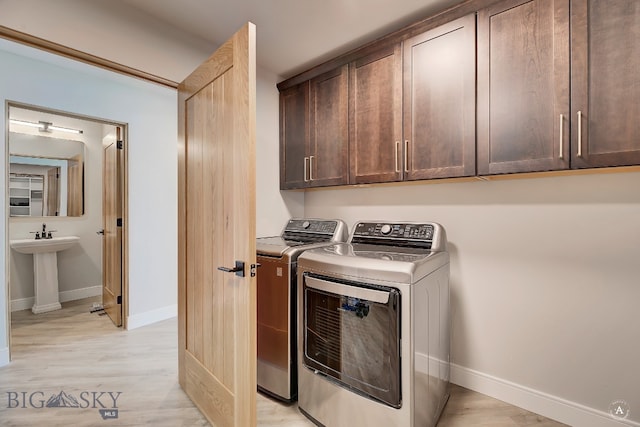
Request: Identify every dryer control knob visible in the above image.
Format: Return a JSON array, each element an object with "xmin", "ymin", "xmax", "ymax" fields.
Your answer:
[
  {"xmin": 302, "ymin": 221, "xmax": 311, "ymax": 229},
  {"xmin": 380, "ymin": 224, "xmax": 392, "ymax": 235}
]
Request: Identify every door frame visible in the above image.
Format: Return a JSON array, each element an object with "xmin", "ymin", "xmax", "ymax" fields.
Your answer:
[{"xmin": 4, "ymin": 101, "xmax": 129, "ymax": 360}]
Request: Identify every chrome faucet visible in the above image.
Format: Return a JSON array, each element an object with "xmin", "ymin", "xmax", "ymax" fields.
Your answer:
[
  {"xmin": 31, "ymin": 223, "xmax": 56, "ymax": 239},
  {"xmin": 39, "ymin": 223, "xmax": 56, "ymax": 239}
]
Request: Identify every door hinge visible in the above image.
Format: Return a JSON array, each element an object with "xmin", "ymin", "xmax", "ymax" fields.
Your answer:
[
  {"xmin": 56, "ymin": 173, "xmax": 60, "ymax": 179},
  {"xmin": 117, "ymin": 295, "xmax": 122, "ymax": 305},
  {"xmin": 117, "ymin": 140, "xmax": 124, "ymax": 149},
  {"xmin": 116, "ymin": 218, "xmax": 123, "ymax": 227}
]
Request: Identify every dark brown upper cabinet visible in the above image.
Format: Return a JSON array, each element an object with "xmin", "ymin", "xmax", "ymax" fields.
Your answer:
[
  {"xmin": 571, "ymin": 0, "xmax": 640, "ymax": 168},
  {"xmin": 349, "ymin": 44, "xmax": 403, "ymax": 184},
  {"xmin": 350, "ymin": 16, "xmax": 477, "ymax": 185},
  {"xmin": 403, "ymin": 14, "xmax": 477, "ymax": 180},
  {"xmin": 309, "ymin": 65, "xmax": 349, "ymax": 187},
  {"xmin": 280, "ymin": 65, "xmax": 348, "ymax": 189},
  {"xmin": 280, "ymin": 0, "xmax": 640, "ymax": 189},
  {"xmin": 479, "ymin": 0, "xmax": 640, "ymax": 175},
  {"xmin": 280, "ymin": 81, "xmax": 309, "ymax": 189},
  {"xmin": 477, "ymin": 0, "xmax": 570, "ymax": 175}
]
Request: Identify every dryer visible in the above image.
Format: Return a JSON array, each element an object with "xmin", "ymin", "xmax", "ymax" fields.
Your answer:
[{"xmin": 297, "ymin": 221, "xmax": 450, "ymax": 427}]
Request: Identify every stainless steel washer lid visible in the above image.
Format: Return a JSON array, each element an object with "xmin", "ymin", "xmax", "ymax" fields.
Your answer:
[
  {"xmin": 256, "ymin": 218, "xmax": 349, "ymax": 258},
  {"xmin": 256, "ymin": 236, "xmax": 306, "ymax": 257}
]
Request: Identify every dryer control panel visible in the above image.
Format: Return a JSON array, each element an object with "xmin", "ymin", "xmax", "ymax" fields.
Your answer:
[{"xmin": 352, "ymin": 222, "xmax": 435, "ymax": 242}]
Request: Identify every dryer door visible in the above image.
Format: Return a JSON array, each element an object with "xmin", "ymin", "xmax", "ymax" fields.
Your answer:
[{"xmin": 302, "ymin": 273, "xmax": 401, "ymax": 408}]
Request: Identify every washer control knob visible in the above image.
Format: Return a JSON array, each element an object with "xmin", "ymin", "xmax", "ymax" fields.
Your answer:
[
  {"xmin": 380, "ymin": 224, "xmax": 392, "ymax": 235},
  {"xmin": 302, "ymin": 221, "xmax": 311, "ymax": 229}
]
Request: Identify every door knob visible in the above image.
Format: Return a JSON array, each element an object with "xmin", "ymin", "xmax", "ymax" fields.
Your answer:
[
  {"xmin": 96, "ymin": 229, "xmax": 105, "ymax": 235},
  {"xmin": 218, "ymin": 261, "xmax": 245, "ymax": 277}
]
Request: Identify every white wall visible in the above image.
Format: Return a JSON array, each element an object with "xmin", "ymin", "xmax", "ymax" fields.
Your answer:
[
  {"xmin": 255, "ymin": 67, "xmax": 304, "ymax": 237},
  {"xmin": 304, "ymin": 171, "xmax": 640, "ymax": 426},
  {"xmin": 0, "ymin": 38, "xmax": 300, "ymax": 367},
  {"xmin": 0, "ymin": 0, "xmax": 213, "ymax": 83},
  {"xmin": 9, "ymin": 128, "xmax": 103, "ymax": 308},
  {"xmin": 0, "ymin": 40, "xmax": 179, "ymax": 365},
  {"xmin": 0, "ymin": 0, "xmax": 303, "ymax": 242}
]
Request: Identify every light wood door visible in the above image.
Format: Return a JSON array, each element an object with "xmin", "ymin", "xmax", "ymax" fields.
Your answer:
[
  {"xmin": 349, "ymin": 43, "xmax": 403, "ymax": 184},
  {"xmin": 102, "ymin": 129, "xmax": 122, "ymax": 327},
  {"xmin": 477, "ymin": 0, "xmax": 570, "ymax": 175},
  {"xmin": 571, "ymin": 0, "xmax": 640, "ymax": 168},
  {"xmin": 403, "ymin": 14, "xmax": 476, "ymax": 180},
  {"xmin": 178, "ymin": 23, "xmax": 257, "ymax": 427}
]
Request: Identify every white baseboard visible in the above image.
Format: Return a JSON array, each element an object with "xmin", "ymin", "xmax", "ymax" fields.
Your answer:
[
  {"xmin": 10, "ymin": 297, "xmax": 33, "ymax": 312},
  {"xmin": 0, "ymin": 346, "xmax": 9, "ymax": 367},
  {"xmin": 126, "ymin": 304, "xmax": 176, "ymax": 330},
  {"xmin": 59, "ymin": 286, "xmax": 102, "ymax": 303},
  {"xmin": 11, "ymin": 285, "xmax": 102, "ymax": 312},
  {"xmin": 451, "ymin": 363, "xmax": 639, "ymax": 427}
]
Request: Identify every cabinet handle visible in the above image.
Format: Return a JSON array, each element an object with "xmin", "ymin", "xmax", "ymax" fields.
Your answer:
[
  {"xmin": 404, "ymin": 140, "xmax": 410, "ymax": 173},
  {"xmin": 309, "ymin": 155, "xmax": 314, "ymax": 181},
  {"xmin": 395, "ymin": 141, "xmax": 400, "ymax": 172},
  {"xmin": 577, "ymin": 111, "xmax": 583, "ymax": 158},
  {"xmin": 303, "ymin": 157, "xmax": 309, "ymax": 182},
  {"xmin": 559, "ymin": 114, "xmax": 564, "ymax": 159}
]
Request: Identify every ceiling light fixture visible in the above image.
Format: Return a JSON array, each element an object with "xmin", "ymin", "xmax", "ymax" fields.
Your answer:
[
  {"xmin": 47, "ymin": 124, "xmax": 84, "ymax": 134},
  {"xmin": 9, "ymin": 119, "xmax": 83, "ymax": 134},
  {"xmin": 9, "ymin": 119, "xmax": 42, "ymax": 129}
]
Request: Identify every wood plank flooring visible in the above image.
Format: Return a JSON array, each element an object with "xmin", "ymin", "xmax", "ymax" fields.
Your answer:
[{"xmin": 0, "ymin": 297, "xmax": 567, "ymax": 426}]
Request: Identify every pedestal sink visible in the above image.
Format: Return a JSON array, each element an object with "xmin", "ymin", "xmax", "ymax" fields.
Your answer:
[{"xmin": 10, "ymin": 236, "xmax": 80, "ymax": 314}]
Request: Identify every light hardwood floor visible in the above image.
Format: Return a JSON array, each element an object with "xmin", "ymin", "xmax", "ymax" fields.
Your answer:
[{"xmin": 0, "ymin": 297, "xmax": 567, "ymax": 426}]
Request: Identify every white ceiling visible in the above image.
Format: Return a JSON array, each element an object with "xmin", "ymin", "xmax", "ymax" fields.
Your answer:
[
  {"xmin": 0, "ymin": 0, "xmax": 467, "ymax": 130},
  {"xmin": 117, "ymin": 0, "xmax": 465, "ymax": 79}
]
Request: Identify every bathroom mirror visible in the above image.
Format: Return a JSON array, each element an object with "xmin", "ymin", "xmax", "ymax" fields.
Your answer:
[{"xmin": 9, "ymin": 133, "xmax": 84, "ymax": 217}]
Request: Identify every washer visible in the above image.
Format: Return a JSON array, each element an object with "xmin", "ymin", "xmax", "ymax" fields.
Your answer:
[
  {"xmin": 256, "ymin": 218, "xmax": 348, "ymax": 402},
  {"xmin": 297, "ymin": 221, "xmax": 450, "ymax": 427}
]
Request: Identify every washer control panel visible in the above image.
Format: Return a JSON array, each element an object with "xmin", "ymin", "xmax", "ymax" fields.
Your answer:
[
  {"xmin": 286, "ymin": 219, "xmax": 338, "ymax": 234},
  {"xmin": 353, "ymin": 222, "xmax": 435, "ymax": 241}
]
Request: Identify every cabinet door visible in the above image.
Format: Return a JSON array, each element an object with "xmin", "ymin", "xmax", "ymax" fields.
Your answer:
[
  {"xmin": 349, "ymin": 44, "xmax": 403, "ymax": 184},
  {"xmin": 403, "ymin": 14, "xmax": 476, "ymax": 180},
  {"xmin": 478, "ymin": 0, "xmax": 570, "ymax": 175},
  {"xmin": 280, "ymin": 82, "xmax": 309, "ymax": 189},
  {"xmin": 571, "ymin": 0, "xmax": 640, "ymax": 168},
  {"xmin": 309, "ymin": 65, "xmax": 349, "ymax": 187}
]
